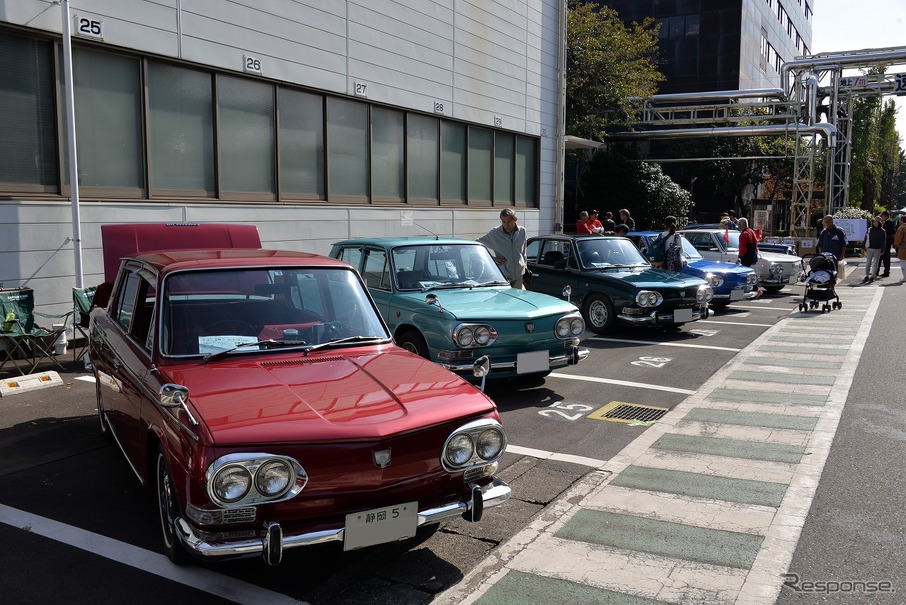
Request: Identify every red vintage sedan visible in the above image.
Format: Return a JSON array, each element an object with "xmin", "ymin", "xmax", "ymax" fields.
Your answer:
[{"xmin": 90, "ymin": 224, "xmax": 509, "ymax": 565}]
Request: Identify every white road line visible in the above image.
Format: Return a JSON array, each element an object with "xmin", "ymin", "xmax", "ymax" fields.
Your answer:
[
  {"xmin": 506, "ymin": 445, "xmax": 605, "ymax": 468},
  {"xmin": 0, "ymin": 503, "xmax": 306, "ymax": 605},
  {"xmin": 726, "ymin": 304, "xmax": 788, "ymax": 311},
  {"xmin": 586, "ymin": 337, "xmax": 742, "ymax": 352},
  {"xmin": 549, "ymin": 372, "xmax": 696, "ymax": 394},
  {"xmin": 697, "ymin": 320, "xmax": 773, "ymax": 327},
  {"xmin": 74, "ymin": 376, "xmax": 96, "ymax": 383}
]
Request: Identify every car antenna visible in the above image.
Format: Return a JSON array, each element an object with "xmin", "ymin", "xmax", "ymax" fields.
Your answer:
[{"xmin": 413, "ymin": 220, "xmax": 441, "ymax": 240}]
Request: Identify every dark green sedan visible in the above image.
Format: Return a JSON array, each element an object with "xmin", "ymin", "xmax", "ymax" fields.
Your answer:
[{"xmin": 525, "ymin": 235, "xmax": 713, "ymax": 334}]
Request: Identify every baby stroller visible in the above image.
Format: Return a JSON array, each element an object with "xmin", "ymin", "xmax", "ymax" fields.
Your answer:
[{"xmin": 798, "ymin": 253, "xmax": 842, "ymax": 313}]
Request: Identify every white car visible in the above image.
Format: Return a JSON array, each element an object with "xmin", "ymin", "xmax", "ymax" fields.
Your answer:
[{"xmin": 681, "ymin": 229, "xmax": 803, "ymax": 293}]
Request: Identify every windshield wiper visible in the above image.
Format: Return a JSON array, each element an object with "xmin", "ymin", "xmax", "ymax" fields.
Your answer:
[
  {"xmin": 302, "ymin": 335, "xmax": 389, "ymax": 354},
  {"xmin": 203, "ymin": 339, "xmax": 307, "ymax": 363},
  {"xmin": 421, "ymin": 283, "xmax": 464, "ymax": 292},
  {"xmin": 472, "ymin": 280, "xmax": 509, "ymax": 288}
]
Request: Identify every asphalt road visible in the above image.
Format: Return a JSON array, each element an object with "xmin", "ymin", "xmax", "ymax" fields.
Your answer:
[{"xmin": 3, "ymin": 275, "xmax": 896, "ymax": 605}]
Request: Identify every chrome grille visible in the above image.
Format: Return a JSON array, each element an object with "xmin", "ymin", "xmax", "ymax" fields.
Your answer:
[{"xmin": 223, "ymin": 507, "xmax": 257, "ymax": 524}]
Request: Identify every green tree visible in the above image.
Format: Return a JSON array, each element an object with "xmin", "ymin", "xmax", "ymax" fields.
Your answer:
[
  {"xmin": 566, "ymin": 0, "xmax": 663, "ymax": 140},
  {"xmin": 878, "ymin": 99, "xmax": 901, "ymax": 209}
]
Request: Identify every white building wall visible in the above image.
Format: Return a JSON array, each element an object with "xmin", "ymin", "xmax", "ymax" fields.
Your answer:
[
  {"xmin": 740, "ymin": 0, "xmax": 813, "ymax": 90},
  {"xmin": 0, "ymin": 0, "xmax": 562, "ymax": 316}
]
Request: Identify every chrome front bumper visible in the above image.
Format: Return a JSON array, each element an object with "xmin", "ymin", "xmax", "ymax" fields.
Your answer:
[
  {"xmin": 439, "ymin": 345, "xmax": 589, "ymax": 373},
  {"xmin": 713, "ymin": 288, "xmax": 758, "ymax": 302},
  {"xmin": 174, "ymin": 477, "xmax": 511, "ymax": 564},
  {"xmin": 619, "ymin": 306, "xmax": 709, "ymax": 324}
]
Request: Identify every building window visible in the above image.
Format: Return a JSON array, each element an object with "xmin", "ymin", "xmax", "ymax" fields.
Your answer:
[
  {"xmin": 805, "ymin": 2, "xmax": 812, "ymax": 21},
  {"xmin": 0, "ymin": 34, "xmax": 56, "ymax": 191},
  {"xmin": 217, "ymin": 75, "xmax": 275, "ymax": 195},
  {"xmin": 278, "ymin": 88, "xmax": 324, "ymax": 198},
  {"xmin": 494, "ymin": 132, "xmax": 514, "ymax": 204},
  {"xmin": 371, "ymin": 106, "xmax": 404, "ymax": 200},
  {"xmin": 148, "ymin": 63, "xmax": 214, "ymax": 194},
  {"xmin": 327, "ymin": 97, "xmax": 368, "ymax": 198},
  {"xmin": 70, "ymin": 47, "xmax": 143, "ymax": 190},
  {"xmin": 441, "ymin": 121, "xmax": 466, "ymax": 203},
  {"xmin": 407, "ymin": 113, "xmax": 438, "ymax": 201},
  {"xmin": 468, "ymin": 126, "xmax": 492, "ymax": 203},
  {"xmin": 515, "ymin": 136, "xmax": 536, "ymax": 206}
]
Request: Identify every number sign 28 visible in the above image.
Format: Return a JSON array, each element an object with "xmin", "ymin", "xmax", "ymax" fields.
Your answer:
[
  {"xmin": 75, "ymin": 16, "xmax": 103, "ymax": 39},
  {"xmin": 631, "ymin": 356, "xmax": 671, "ymax": 368}
]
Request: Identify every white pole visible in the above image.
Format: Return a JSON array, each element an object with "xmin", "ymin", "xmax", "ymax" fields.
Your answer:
[{"xmin": 61, "ymin": 0, "xmax": 84, "ymax": 289}]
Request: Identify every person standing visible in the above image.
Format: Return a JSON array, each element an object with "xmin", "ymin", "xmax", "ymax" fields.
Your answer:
[
  {"xmin": 726, "ymin": 210, "xmax": 740, "ymax": 230},
  {"xmin": 576, "ymin": 211, "xmax": 592, "ymax": 234},
  {"xmin": 880, "ymin": 210, "xmax": 896, "ymax": 277},
  {"xmin": 863, "ymin": 216, "xmax": 886, "ymax": 283},
  {"xmin": 894, "ymin": 215, "xmax": 906, "ymax": 282},
  {"xmin": 737, "ymin": 217, "xmax": 760, "ymax": 267},
  {"xmin": 587, "ymin": 210, "xmax": 604, "ymax": 234},
  {"xmin": 816, "ymin": 215, "xmax": 847, "ymax": 260},
  {"xmin": 478, "ymin": 208, "xmax": 527, "ymax": 289},
  {"xmin": 619, "ymin": 209, "xmax": 635, "ymax": 231},
  {"xmin": 652, "ymin": 216, "xmax": 685, "ymax": 272},
  {"xmin": 602, "ymin": 211, "xmax": 616, "ymax": 233}
]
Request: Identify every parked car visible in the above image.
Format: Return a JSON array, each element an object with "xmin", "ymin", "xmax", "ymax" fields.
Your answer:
[
  {"xmin": 627, "ymin": 231, "xmax": 759, "ymax": 307},
  {"xmin": 681, "ymin": 228, "xmax": 803, "ymax": 293},
  {"xmin": 524, "ymin": 234, "xmax": 713, "ymax": 334},
  {"xmin": 682, "ymin": 224, "xmax": 796, "ymax": 255},
  {"xmin": 329, "ymin": 237, "xmax": 588, "ymax": 380},
  {"xmin": 91, "ymin": 223, "xmax": 511, "ymax": 566}
]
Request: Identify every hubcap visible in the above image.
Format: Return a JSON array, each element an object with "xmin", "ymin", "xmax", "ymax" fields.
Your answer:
[
  {"xmin": 589, "ymin": 300, "xmax": 608, "ymax": 327},
  {"xmin": 157, "ymin": 454, "xmax": 176, "ymax": 549}
]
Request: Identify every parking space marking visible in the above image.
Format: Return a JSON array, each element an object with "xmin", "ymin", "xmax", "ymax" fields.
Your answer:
[
  {"xmin": 506, "ymin": 444, "xmax": 605, "ymax": 468},
  {"xmin": 698, "ymin": 320, "xmax": 773, "ymax": 327},
  {"xmin": 587, "ymin": 337, "xmax": 742, "ymax": 352},
  {"xmin": 0, "ymin": 503, "xmax": 307, "ymax": 605},
  {"xmin": 726, "ymin": 304, "xmax": 788, "ymax": 311},
  {"xmin": 549, "ymin": 372, "xmax": 696, "ymax": 395}
]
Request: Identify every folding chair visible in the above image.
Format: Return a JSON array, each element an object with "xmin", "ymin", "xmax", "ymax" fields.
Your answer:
[
  {"xmin": 0, "ymin": 287, "xmax": 68, "ymax": 375},
  {"xmin": 72, "ymin": 286, "xmax": 96, "ymax": 362}
]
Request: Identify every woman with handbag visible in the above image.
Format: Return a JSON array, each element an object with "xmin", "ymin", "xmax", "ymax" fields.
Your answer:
[{"xmin": 737, "ymin": 218, "xmax": 760, "ymax": 267}]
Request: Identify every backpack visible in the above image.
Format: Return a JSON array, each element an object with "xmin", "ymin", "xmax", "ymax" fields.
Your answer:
[
  {"xmin": 665, "ymin": 234, "xmax": 685, "ymax": 272},
  {"xmin": 648, "ymin": 234, "xmax": 668, "ymax": 263}
]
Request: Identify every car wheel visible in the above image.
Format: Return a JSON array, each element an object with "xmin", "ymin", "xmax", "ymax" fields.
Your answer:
[
  {"xmin": 397, "ymin": 329, "xmax": 430, "ymax": 359},
  {"xmin": 156, "ymin": 447, "xmax": 189, "ymax": 565},
  {"xmin": 763, "ymin": 285, "xmax": 784, "ymax": 294},
  {"xmin": 582, "ymin": 294, "xmax": 615, "ymax": 334},
  {"xmin": 95, "ymin": 373, "xmax": 112, "ymax": 441}
]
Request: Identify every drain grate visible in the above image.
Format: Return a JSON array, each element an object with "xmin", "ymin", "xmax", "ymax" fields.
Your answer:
[{"xmin": 589, "ymin": 401, "xmax": 669, "ymax": 424}]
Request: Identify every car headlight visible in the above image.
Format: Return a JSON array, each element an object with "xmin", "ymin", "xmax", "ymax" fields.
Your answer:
[
  {"xmin": 441, "ymin": 418, "xmax": 507, "ymax": 472},
  {"xmin": 555, "ymin": 314, "xmax": 585, "ymax": 338},
  {"xmin": 747, "ymin": 273, "xmax": 758, "ymax": 284},
  {"xmin": 770, "ymin": 264, "xmax": 783, "ymax": 275},
  {"xmin": 696, "ymin": 285, "xmax": 714, "ymax": 303},
  {"xmin": 453, "ymin": 323, "xmax": 497, "ymax": 348},
  {"xmin": 212, "ymin": 465, "xmax": 252, "ymax": 503},
  {"xmin": 635, "ymin": 290, "xmax": 663, "ymax": 307},
  {"xmin": 706, "ymin": 273, "xmax": 724, "ymax": 288},
  {"xmin": 255, "ymin": 459, "xmax": 292, "ymax": 497},
  {"xmin": 206, "ymin": 454, "xmax": 307, "ymax": 507}
]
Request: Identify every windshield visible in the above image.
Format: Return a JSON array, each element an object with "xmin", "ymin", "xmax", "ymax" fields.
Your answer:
[
  {"xmin": 576, "ymin": 238, "xmax": 650, "ymax": 268},
  {"xmin": 161, "ymin": 267, "xmax": 389, "ymax": 357},
  {"xmin": 391, "ymin": 243, "xmax": 507, "ymax": 290},
  {"xmin": 657, "ymin": 235, "xmax": 703, "ymax": 260}
]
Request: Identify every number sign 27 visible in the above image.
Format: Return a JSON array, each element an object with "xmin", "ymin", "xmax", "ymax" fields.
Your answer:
[
  {"xmin": 631, "ymin": 356, "xmax": 671, "ymax": 368},
  {"xmin": 75, "ymin": 16, "xmax": 103, "ymax": 39}
]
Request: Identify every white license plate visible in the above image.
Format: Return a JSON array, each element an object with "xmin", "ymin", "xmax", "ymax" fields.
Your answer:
[
  {"xmin": 344, "ymin": 501, "xmax": 417, "ymax": 551},
  {"xmin": 673, "ymin": 308, "xmax": 694, "ymax": 323},
  {"xmin": 730, "ymin": 289, "xmax": 744, "ymax": 300},
  {"xmin": 517, "ymin": 350, "xmax": 550, "ymax": 374}
]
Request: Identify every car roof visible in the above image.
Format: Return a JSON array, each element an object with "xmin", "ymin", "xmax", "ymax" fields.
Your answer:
[
  {"xmin": 332, "ymin": 236, "xmax": 484, "ymax": 247},
  {"xmin": 529, "ymin": 234, "xmax": 626, "ymax": 242},
  {"xmin": 132, "ymin": 249, "xmax": 349, "ymax": 275}
]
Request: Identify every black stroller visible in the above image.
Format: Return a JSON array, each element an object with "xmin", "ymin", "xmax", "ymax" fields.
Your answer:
[{"xmin": 798, "ymin": 253, "xmax": 842, "ymax": 313}]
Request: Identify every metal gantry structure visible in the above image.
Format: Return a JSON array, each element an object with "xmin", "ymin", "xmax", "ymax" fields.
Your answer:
[{"xmin": 612, "ymin": 46, "xmax": 906, "ymax": 235}]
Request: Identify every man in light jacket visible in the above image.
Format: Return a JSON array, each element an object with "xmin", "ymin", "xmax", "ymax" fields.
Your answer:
[{"xmin": 478, "ymin": 208, "xmax": 527, "ymax": 289}]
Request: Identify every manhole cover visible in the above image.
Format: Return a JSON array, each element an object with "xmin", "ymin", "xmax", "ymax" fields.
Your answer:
[{"xmin": 589, "ymin": 401, "xmax": 669, "ymax": 424}]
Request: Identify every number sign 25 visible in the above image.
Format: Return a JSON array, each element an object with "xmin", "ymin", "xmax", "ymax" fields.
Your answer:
[
  {"xmin": 631, "ymin": 356, "xmax": 671, "ymax": 368},
  {"xmin": 75, "ymin": 16, "xmax": 103, "ymax": 40}
]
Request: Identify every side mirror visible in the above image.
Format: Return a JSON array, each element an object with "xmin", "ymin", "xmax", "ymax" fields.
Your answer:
[
  {"xmin": 160, "ymin": 383, "xmax": 189, "ymax": 407},
  {"xmin": 472, "ymin": 355, "xmax": 490, "ymax": 392},
  {"xmin": 562, "ymin": 285, "xmax": 572, "ymax": 303}
]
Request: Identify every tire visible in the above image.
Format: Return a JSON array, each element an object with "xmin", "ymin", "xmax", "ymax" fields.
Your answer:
[
  {"xmin": 763, "ymin": 285, "xmax": 785, "ymax": 294},
  {"xmin": 95, "ymin": 373, "xmax": 112, "ymax": 441},
  {"xmin": 582, "ymin": 294, "xmax": 616, "ymax": 334},
  {"xmin": 156, "ymin": 447, "xmax": 189, "ymax": 565},
  {"xmin": 397, "ymin": 329, "xmax": 430, "ymax": 359}
]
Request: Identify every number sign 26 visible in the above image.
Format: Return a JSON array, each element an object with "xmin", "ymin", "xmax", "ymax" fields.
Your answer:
[{"xmin": 75, "ymin": 16, "xmax": 103, "ymax": 39}]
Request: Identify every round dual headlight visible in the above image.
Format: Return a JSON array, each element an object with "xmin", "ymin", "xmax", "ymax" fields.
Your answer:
[
  {"xmin": 212, "ymin": 465, "xmax": 252, "ymax": 503},
  {"xmin": 453, "ymin": 324, "xmax": 496, "ymax": 348},
  {"xmin": 770, "ymin": 264, "xmax": 783, "ymax": 275},
  {"xmin": 445, "ymin": 434, "xmax": 475, "ymax": 466},
  {"xmin": 474, "ymin": 325, "xmax": 493, "ymax": 345},
  {"xmin": 255, "ymin": 460, "xmax": 292, "ymax": 497},
  {"xmin": 706, "ymin": 273, "xmax": 724, "ymax": 288},
  {"xmin": 456, "ymin": 327, "xmax": 474, "ymax": 346},
  {"xmin": 569, "ymin": 316, "xmax": 585, "ymax": 335},
  {"xmin": 747, "ymin": 273, "xmax": 758, "ymax": 284},
  {"xmin": 696, "ymin": 285, "xmax": 714, "ymax": 303},
  {"xmin": 635, "ymin": 290, "xmax": 663, "ymax": 307},
  {"xmin": 476, "ymin": 428, "xmax": 505, "ymax": 460}
]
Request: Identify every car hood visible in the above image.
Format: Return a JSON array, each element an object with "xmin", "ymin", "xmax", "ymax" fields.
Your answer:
[
  {"xmin": 686, "ymin": 259, "xmax": 753, "ymax": 275},
  {"xmin": 759, "ymin": 251, "xmax": 801, "ymax": 263},
  {"xmin": 395, "ymin": 287, "xmax": 576, "ymax": 320},
  {"xmin": 166, "ymin": 348, "xmax": 496, "ymax": 445},
  {"xmin": 586, "ymin": 267, "xmax": 707, "ymax": 290}
]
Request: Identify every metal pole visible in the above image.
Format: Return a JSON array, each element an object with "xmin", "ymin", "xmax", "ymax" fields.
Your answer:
[{"xmin": 61, "ymin": 0, "xmax": 84, "ymax": 288}]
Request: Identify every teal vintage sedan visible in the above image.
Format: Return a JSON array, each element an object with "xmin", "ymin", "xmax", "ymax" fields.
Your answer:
[
  {"xmin": 330, "ymin": 237, "xmax": 588, "ymax": 380},
  {"xmin": 525, "ymin": 235, "xmax": 713, "ymax": 334}
]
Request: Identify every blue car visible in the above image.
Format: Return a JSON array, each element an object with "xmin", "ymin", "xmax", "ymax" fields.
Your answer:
[{"xmin": 628, "ymin": 232, "xmax": 759, "ymax": 307}]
